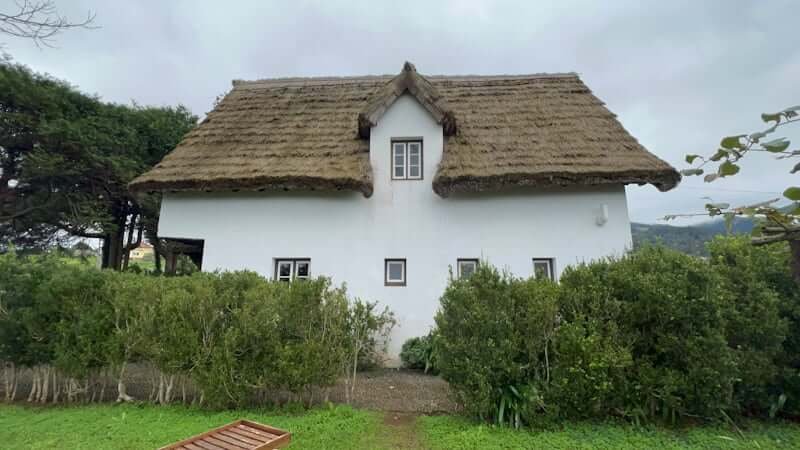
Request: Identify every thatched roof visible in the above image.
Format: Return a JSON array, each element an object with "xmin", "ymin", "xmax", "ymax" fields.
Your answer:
[{"xmin": 130, "ymin": 63, "xmax": 679, "ymax": 197}]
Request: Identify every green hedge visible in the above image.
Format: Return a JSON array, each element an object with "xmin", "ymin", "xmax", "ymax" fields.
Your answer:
[
  {"xmin": 0, "ymin": 254, "xmax": 394, "ymax": 408},
  {"xmin": 433, "ymin": 238, "xmax": 800, "ymax": 425}
]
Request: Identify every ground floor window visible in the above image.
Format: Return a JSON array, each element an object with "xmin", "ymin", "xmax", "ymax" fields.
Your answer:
[
  {"xmin": 275, "ymin": 258, "xmax": 310, "ymax": 282},
  {"xmin": 532, "ymin": 258, "xmax": 555, "ymax": 281},
  {"xmin": 457, "ymin": 258, "xmax": 479, "ymax": 279},
  {"xmin": 385, "ymin": 259, "xmax": 406, "ymax": 286}
]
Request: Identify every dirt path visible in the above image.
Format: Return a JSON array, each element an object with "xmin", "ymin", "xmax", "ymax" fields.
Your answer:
[{"xmin": 380, "ymin": 412, "xmax": 426, "ymax": 449}]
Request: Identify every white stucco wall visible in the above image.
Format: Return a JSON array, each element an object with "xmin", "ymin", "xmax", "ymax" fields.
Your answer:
[{"xmin": 158, "ymin": 95, "xmax": 633, "ymax": 363}]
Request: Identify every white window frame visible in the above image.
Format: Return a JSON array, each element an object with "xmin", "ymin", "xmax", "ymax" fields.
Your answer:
[
  {"xmin": 274, "ymin": 258, "xmax": 311, "ymax": 282},
  {"xmin": 385, "ymin": 259, "xmax": 406, "ymax": 286},
  {"xmin": 391, "ymin": 140, "xmax": 423, "ymax": 180},
  {"xmin": 532, "ymin": 258, "xmax": 555, "ymax": 281},
  {"xmin": 457, "ymin": 259, "xmax": 479, "ymax": 279}
]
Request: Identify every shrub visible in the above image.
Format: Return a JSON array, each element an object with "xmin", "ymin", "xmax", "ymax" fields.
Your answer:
[
  {"xmin": 0, "ymin": 252, "xmax": 394, "ymax": 408},
  {"xmin": 559, "ymin": 246, "xmax": 736, "ymax": 421},
  {"xmin": 707, "ymin": 236, "xmax": 797, "ymax": 416},
  {"xmin": 400, "ymin": 333, "xmax": 437, "ymax": 373},
  {"xmin": 434, "ymin": 264, "xmax": 559, "ymax": 423}
]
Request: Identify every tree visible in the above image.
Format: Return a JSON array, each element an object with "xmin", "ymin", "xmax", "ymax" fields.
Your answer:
[
  {"xmin": 0, "ymin": 1, "xmax": 96, "ymax": 47},
  {"xmin": 674, "ymin": 106, "xmax": 800, "ymax": 282},
  {"xmin": 0, "ymin": 61, "xmax": 196, "ymax": 268}
]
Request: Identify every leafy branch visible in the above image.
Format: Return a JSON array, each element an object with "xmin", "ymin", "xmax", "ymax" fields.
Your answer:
[{"xmin": 666, "ymin": 105, "xmax": 800, "ymax": 246}]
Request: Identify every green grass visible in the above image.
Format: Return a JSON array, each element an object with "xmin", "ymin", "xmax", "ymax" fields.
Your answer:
[
  {"xmin": 0, "ymin": 403, "xmax": 382, "ymax": 449},
  {"xmin": 3, "ymin": 403, "xmax": 800, "ymax": 449},
  {"xmin": 419, "ymin": 415, "xmax": 800, "ymax": 449}
]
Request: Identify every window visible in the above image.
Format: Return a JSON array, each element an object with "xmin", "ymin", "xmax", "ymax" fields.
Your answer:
[
  {"xmin": 385, "ymin": 259, "xmax": 406, "ymax": 286},
  {"xmin": 457, "ymin": 259, "xmax": 479, "ymax": 279},
  {"xmin": 391, "ymin": 140, "xmax": 423, "ymax": 180},
  {"xmin": 532, "ymin": 258, "xmax": 555, "ymax": 281},
  {"xmin": 275, "ymin": 259, "xmax": 310, "ymax": 282}
]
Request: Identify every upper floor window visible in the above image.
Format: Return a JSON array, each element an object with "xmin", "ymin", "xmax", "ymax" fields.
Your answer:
[
  {"xmin": 457, "ymin": 259, "xmax": 479, "ymax": 279},
  {"xmin": 532, "ymin": 258, "xmax": 555, "ymax": 281},
  {"xmin": 275, "ymin": 258, "xmax": 310, "ymax": 282},
  {"xmin": 392, "ymin": 140, "xmax": 423, "ymax": 180}
]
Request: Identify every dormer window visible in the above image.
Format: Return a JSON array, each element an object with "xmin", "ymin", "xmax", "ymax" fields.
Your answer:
[{"xmin": 392, "ymin": 140, "xmax": 423, "ymax": 180}]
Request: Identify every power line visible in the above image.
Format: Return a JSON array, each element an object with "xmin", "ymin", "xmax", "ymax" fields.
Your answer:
[{"xmin": 676, "ymin": 185, "xmax": 783, "ymax": 195}]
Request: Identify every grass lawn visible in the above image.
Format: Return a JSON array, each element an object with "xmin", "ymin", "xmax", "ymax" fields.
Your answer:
[
  {"xmin": 420, "ymin": 415, "xmax": 800, "ymax": 450},
  {"xmin": 2, "ymin": 403, "xmax": 800, "ymax": 449},
  {"xmin": 0, "ymin": 403, "xmax": 383, "ymax": 449}
]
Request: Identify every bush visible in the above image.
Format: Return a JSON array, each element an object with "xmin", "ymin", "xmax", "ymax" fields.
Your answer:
[
  {"xmin": 400, "ymin": 333, "xmax": 437, "ymax": 373},
  {"xmin": 558, "ymin": 246, "xmax": 736, "ymax": 422},
  {"xmin": 434, "ymin": 264, "xmax": 559, "ymax": 424},
  {"xmin": 707, "ymin": 236, "xmax": 798, "ymax": 416},
  {"xmin": 0, "ymin": 252, "xmax": 394, "ymax": 408},
  {"xmin": 433, "ymin": 242, "xmax": 800, "ymax": 425}
]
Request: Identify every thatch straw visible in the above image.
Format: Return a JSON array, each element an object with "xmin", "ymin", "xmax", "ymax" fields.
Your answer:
[{"xmin": 130, "ymin": 63, "xmax": 679, "ymax": 197}]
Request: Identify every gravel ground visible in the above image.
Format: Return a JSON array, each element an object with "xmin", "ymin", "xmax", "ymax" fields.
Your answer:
[{"xmin": 2, "ymin": 365, "xmax": 459, "ymax": 413}]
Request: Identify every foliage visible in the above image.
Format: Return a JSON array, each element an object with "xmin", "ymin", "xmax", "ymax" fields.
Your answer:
[
  {"xmin": 400, "ymin": 332, "xmax": 438, "ymax": 374},
  {"xmin": 707, "ymin": 236, "xmax": 800, "ymax": 416},
  {"xmin": 631, "ymin": 218, "xmax": 753, "ymax": 256},
  {"xmin": 433, "ymin": 242, "xmax": 800, "ymax": 425},
  {"xmin": 434, "ymin": 264, "xmax": 559, "ymax": 423},
  {"xmin": 0, "ymin": 252, "xmax": 394, "ymax": 408},
  {"xmin": 676, "ymin": 105, "xmax": 800, "ymax": 282},
  {"xmin": 0, "ymin": 60, "xmax": 196, "ymax": 268}
]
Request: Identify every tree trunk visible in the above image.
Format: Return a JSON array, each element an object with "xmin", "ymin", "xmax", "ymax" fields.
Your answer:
[
  {"xmin": 102, "ymin": 228, "xmax": 125, "ymax": 270},
  {"xmin": 790, "ymin": 240, "xmax": 800, "ymax": 285},
  {"xmin": 116, "ymin": 363, "xmax": 134, "ymax": 402}
]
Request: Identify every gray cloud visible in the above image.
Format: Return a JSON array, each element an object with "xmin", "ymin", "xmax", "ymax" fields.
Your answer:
[{"xmin": 6, "ymin": 0, "xmax": 799, "ymax": 223}]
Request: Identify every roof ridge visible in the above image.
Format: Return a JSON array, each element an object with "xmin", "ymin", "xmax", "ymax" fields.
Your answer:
[{"xmin": 233, "ymin": 72, "xmax": 580, "ymax": 89}]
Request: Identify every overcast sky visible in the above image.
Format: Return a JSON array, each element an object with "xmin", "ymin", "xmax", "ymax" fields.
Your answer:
[{"xmin": 4, "ymin": 0, "xmax": 799, "ymax": 224}]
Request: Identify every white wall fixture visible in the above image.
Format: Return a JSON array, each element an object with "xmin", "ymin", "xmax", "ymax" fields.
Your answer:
[{"xmin": 596, "ymin": 203, "xmax": 609, "ymax": 226}]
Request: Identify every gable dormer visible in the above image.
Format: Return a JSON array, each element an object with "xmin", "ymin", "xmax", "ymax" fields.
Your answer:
[{"xmin": 358, "ymin": 62, "xmax": 457, "ymax": 139}]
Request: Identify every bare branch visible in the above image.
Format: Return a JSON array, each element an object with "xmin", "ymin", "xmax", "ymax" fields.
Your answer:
[{"xmin": 0, "ymin": 0, "xmax": 97, "ymax": 47}]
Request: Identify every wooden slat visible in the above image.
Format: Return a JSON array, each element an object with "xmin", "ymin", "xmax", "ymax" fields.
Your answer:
[
  {"xmin": 241, "ymin": 420, "xmax": 288, "ymax": 437},
  {"xmin": 183, "ymin": 445, "xmax": 205, "ymax": 450},
  {"xmin": 203, "ymin": 436, "xmax": 241, "ymax": 450},
  {"xmin": 218, "ymin": 430, "xmax": 263, "ymax": 446},
  {"xmin": 237, "ymin": 424, "xmax": 278, "ymax": 439},
  {"xmin": 211, "ymin": 433, "xmax": 251, "ymax": 449},
  {"xmin": 229, "ymin": 427, "xmax": 274, "ymax": 442},
  {"xmin": 194, "ymin": 437, "xmax": 225, "ymax": 450}
]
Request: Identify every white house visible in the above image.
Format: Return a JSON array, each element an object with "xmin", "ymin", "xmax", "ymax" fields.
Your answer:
[{"xmin": 131, "ymin": 62, "xmax": 679, "ymax": 361}]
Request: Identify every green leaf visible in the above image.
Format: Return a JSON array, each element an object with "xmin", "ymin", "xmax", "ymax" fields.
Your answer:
[
  {"xmin": 718, "ymin": 161, "xmax": 740, "ymax": 177},
  {"xmin": 685, "ymin": 154, "xmax": 701, "ymax": 164},
  {"xmin": 720, "ymin": 135, "xmax": 745, "ymax": 149},
  {"xmin": 761, "ymin": 112, "xmax": 782, "ymax": 123},
  {"xmin": 791, "ymin": 162, "xmax": 800, "ymax": 174},
  {"xmin": 709, "ymin": 149, "xmax": 728, "ymax": 162},
  {"xmin": 763, "ymin": 138, "xmax": 790, "ymax": 153},
  {"xmin": 709, "ymin": 202, "xmax": 730, "ymax": 210},
  {"xmin": 681, "ymin": 168, "xmax": 704, "ymax": 176},
  {"xmin": 704, "ymin": 173, "xmax": 719, "ymax": 183},
  {"xmin": 784, "ymin": 186, "xmax": 800, "ymax": 201}
]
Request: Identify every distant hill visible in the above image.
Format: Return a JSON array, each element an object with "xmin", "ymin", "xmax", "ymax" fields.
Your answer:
[{"xmin": 631, "ymin": 218, "xmax": 755, "ymax": 256}]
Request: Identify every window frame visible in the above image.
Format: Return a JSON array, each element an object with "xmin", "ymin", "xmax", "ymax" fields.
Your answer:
[
  {"xmin": 384, "ymin": 258, "xmax": 407, "ymax": 286},
  {"xmin": 274, "ymin": 258, "xmax": 311, "ymax": 282},
  {"xmin": 390, "ymin": 139, "xmax": 423, "ymax": 180},
  {"xmin": 457, "ymin": 258, "xmax": 479, "ymax": 279},
  {"xmin": 532, "ymin": 258, "xmax": 555, "ymax": 281}
]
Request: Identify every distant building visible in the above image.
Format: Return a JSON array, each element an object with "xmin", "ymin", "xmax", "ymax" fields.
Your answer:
[{"xmin": 129, "ymin": 242, "xmax": 154, "ymax": 260}]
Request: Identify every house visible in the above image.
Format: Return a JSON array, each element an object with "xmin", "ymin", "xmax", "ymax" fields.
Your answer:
[
  {"xmin": 129, "ymin": 242, "xmax": 154, "ymax": 260},
  {"xmin": 130, "ymin": 62, "xmax": 679, "ymax": 361}
]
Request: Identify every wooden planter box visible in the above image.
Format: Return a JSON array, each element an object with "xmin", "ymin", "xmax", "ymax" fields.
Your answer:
[{"xmin": 160, "ymin": 419, "xmax": 291, "ymax": 450}]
